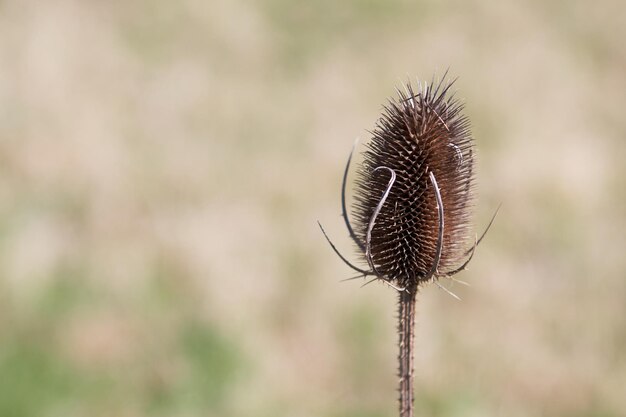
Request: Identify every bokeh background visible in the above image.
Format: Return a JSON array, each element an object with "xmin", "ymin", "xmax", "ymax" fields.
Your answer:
[{"xmin": 1, "ymin": 1, "xmax": 625, "ymax": 416}]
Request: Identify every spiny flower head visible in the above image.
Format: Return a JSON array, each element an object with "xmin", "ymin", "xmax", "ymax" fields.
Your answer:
[{"xmin": 352, "ymin": 78, "xmax": 475, "ymax": 289}]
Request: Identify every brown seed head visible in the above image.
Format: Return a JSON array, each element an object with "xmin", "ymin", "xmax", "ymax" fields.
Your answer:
[{"xmin": 352, "ymin": 77, "xmax": 475, "ymax": 289}]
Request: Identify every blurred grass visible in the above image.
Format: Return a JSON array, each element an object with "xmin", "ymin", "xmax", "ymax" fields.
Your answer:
[
  {"xmin": 0, "ymin": 269, "xmax": 245, "ymax": 417},
  {"xmin": 1, "ymin": 0, "xmax": 626, "ymax": 416}
]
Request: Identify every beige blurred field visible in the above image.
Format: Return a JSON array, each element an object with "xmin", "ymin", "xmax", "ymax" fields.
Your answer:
[{"xmin": 1, "ymin": 1, "xmax": 625, "ymax": 416}]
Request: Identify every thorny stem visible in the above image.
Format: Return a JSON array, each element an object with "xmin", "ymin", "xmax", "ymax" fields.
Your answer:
[{"xmin": 398, "ymin": 282, "xmax": 418, "ymax": 417}]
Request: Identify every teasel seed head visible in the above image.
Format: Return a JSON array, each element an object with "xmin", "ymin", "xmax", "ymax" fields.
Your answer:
[{"xmin": 352, "ymin": 77, "xmax": 475, "ymax": 290}]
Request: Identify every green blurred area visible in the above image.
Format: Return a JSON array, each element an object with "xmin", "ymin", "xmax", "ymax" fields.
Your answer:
[{"xmin": 1, "ymin": 0, "xmax": 625, "ymax": 416}]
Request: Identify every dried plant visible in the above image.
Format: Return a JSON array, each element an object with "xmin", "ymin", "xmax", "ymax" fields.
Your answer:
[{"xmin": 319, "ymin": 74, "xmax": 497, "ymax": 417}]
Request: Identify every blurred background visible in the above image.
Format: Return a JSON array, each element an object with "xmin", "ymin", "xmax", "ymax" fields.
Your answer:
[{"xmin": 1, "ymin": 0, "xmax": 625, "ymax": 416}]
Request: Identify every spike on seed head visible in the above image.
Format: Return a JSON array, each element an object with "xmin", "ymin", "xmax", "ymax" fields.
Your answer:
[{"xmin": 352, "ymin": 77, "xmax": 475, "ymax": 290}]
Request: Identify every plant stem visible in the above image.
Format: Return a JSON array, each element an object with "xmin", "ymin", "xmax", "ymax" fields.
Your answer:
[{"xmin": 398, "ymin": 284, "xmax": 418, "ymax": 417}]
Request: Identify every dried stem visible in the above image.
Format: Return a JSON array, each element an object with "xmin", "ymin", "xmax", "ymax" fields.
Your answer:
[{"xmin": 398, "ymin": 283, "xmax": 418, "ymax": 417}]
